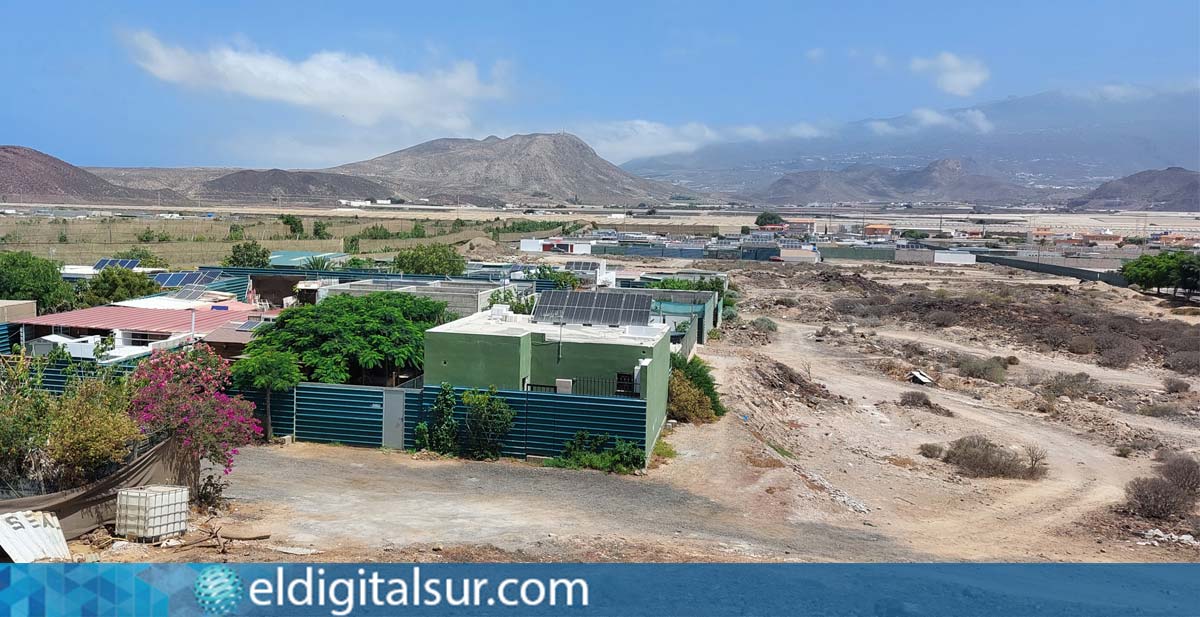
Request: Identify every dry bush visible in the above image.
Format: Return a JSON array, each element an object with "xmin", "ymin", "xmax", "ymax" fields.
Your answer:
[
  {"xmin": 1160, "ymin": 454, "xmax": 1200, "ymax": 496},
  {"xmin": 955, "ymin": 356, "xmax": 1007, "ymax": 384},
  {"xmin": 928, "ymin": 311, "xmax": 959, "ymax": 327},
  {"xmin": 1041, "ymin": 372, "xmax": 1097, "ymax": 399},
  {"xmin": 1125, "ymin": 477, "xmax": 1197, "ymax": 519},
  {"xmin": 918, "ymin": 443, "xmax": 944, "ymax": 459},
  {"xmin": 774, "ymin": 297, "xmax": 799, "ymax": 307},
  {"xmin": 1163, "ymin": 377, "xmax": 1191, "ymax": 394},
  {"xmin": 1115, "ymin": 446, "xmax": 1134, "ymax": 458},
  {"xmin": 749, "ymin": 317, "xmax": 778, "ymax": 332},
  {"xmin": 900, "ymin": 341, "xmax": 926, "ymax": 359},
  {"xmin": 666, "ymin": 369, "xmax": 717, "ymax": 424},
  {"xmin": 899, "ymin": 391, "xmax": 932, "ymax": 407},
  {"xmin": 1005, "ymin": 356, "xmax": 1020, "ymax": 366},
  {"xmin": 1166, "ymin": 351, "xmax": 1200, "ymax": 375},
  {"xmin": 1041, "ymin": 326, "xmax": 1074, "ymax": 347},
  {"xmin": 1097, "ymin": 338, "xmax": 1144, "ymax": 368},
  {"xmin": 1066, "ymin": 335, "xmax": 1097, "ymax": 355},
  {"xmin": 942, "ymin": 435, "xmax": 1045, "ymax": 479},
  {"xmin": 1138, "ymin": 403, "xmax": 1181, "ymax": 418}
]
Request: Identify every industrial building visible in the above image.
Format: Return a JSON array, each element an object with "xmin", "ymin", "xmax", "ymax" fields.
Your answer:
[{"xmin": 317, "ymin": 278, "xmax": 522, "ymax": 317}]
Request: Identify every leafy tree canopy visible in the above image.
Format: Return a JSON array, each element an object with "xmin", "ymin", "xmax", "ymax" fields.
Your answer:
[
  {"xmin": 246, "ymin": 292, "xmax": 452, "ymax": 384},
  {"xmin": 391, "ymin": 243, "xmax": 465, "ymax": 276},
  {"xmin": 279, "ymin": 214, "xmax": 305, "ymax": 237},
  {"xmin": 223, "ymin": 240, "xmax": 271, "ymax": 268},
  {"xmin": 1121, "ymin": 251, "xmax": 1200, "ymax": 296},
  {"xmin": 112, "ymin": 246, "xmax": 170, "ymax": 269},
  {"xmin": 79, "ymin": 267, "xmax": 161, "ymax": 307},
  {"xmin": 533, "ymin": 265, "xmax": 580, "ymax": 289},
  {"xmin": 755, "ymin": 212, "xmax": 784, "ymax": 226},
  {"xmin": 232, "ymin": 349, "xmax": 302, "ymax": 439},
  {"xmin": 0, "ymin": 251, "xmax": 75, "ymax": 314}
]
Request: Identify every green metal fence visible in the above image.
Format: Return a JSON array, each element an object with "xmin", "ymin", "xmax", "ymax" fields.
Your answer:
[
  {"xmin": 403, "ymin": 386, "xmax": 647, "ymax": 458},
  {"xmin": 293, "ymin": 383, "xmax": 385, "ymax": 446}
]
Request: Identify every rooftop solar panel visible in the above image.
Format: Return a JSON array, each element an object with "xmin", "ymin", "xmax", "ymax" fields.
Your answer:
[
  {"xmin": 235, "ymin": 320, "xmax": 264, "ymax": 332},
  {"xmin": 94, "ymin": 258, "xmax": 140, "ymax": 270},
  {"xmin": 532, "ymin": 290, "xmax": 651, "ymax": 327},
  {"xmin": 565, "ymin": 261, "xmax": 600, "ymax": 271}
]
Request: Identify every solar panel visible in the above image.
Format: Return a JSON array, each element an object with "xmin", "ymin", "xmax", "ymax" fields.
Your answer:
[
  {"xmin": 235, "ymin": 320, "xmax": 264, "ymax": 332},
  {"xmin": 565, "ymin": 261, "xmax": 600, "ymax": 271},
  {"xmin": 154, "ymin": 272, "xmax": 221, "ymax": 288},
  {"xmin": 532, "ymin": 290, "xmax": 651, "ymax": 327},
  {"xmin": 94, "ymin": 258, "xmax": 140, "ymax": 270},
  {"xmin": 170, "ymin": 283, "xmax": 209, "ymax": 300}
]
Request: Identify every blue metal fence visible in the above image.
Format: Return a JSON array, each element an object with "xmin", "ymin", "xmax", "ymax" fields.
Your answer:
[
  {"xmin": 293, "ymin": 383, "xmax": 385, "ymax": 446},
  {"xmin": 403, "ymin": 386, "xmax": 647, "ymax": 458},
  {"xmin": 0, "ymin": 324, "xmax": 9, "ymax": 356},
  {"xmin": 229, "ymin": 386, "xmax": 297, "ymax": 437}
]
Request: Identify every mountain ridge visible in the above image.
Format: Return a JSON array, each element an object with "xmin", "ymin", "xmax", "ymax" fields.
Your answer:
[{"xmin": 754, "ymin": 158, "xmax": 1041, "ymax": 204}]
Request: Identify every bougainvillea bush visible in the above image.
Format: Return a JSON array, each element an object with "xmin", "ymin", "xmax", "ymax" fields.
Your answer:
[{"xmin": 130, "ymin": 344, "xmax": 261, "ymax": 473}]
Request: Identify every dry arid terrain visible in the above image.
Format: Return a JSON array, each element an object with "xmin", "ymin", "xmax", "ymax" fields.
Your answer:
[{"xmin": 85, "ymin": 260, "xmax": 1200, "ymax": 564}]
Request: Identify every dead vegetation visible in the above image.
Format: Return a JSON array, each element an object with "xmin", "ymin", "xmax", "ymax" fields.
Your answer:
[
  {"xmin": 898, "ymin": 391, "xmax": 953, "ymax": 416},
  {"xmin": 939, "ymin": 435, "xmax": 1049, "ymax": 480},
  {"xmin": 1124, "ymin": 453, "xmax": 1200, "ymax": 519}
]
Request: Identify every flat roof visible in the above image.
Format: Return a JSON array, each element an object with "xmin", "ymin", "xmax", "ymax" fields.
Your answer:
[
  {"xmin": 0, "ymin": 299, "xmax": 35, "ymax": 307},
  {"xmin": 429, "ymin": 310, "xmax": 668, "ymax": 347}
]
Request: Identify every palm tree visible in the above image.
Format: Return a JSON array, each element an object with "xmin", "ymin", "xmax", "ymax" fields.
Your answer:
[{"xmin": 301, "ymin": 255, "xmax": 334, "ymax": 270}]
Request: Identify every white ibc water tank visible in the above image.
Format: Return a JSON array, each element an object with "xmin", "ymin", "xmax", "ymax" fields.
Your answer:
[{"xmin": 115, "ymin": 486, "xmax": 190, "ymax": 541}]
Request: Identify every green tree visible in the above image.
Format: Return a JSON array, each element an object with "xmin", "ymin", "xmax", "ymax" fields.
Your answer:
[
  {"xmin": 410, "ymin": 222, "xmax": 427, "ymax": 238},
  {"xmin": 311, "ymin": 220, "xmax": 332, "ymax": 239},
  {"xmin": 391, "ymin": 243, "xmax": 466, "ymax": 276},
  {"xmin": 461, "ymin": 387, "xmax": 515, "ymax": 460},
  {"xmin": 279, "ymin": 214, "xmax": 305, "ymax": 238},
  {"xmin": 78, "ymin": 267, "xmax": 161, "ymax": 307},
  {"xmin": 487, "ymin": 288, "xmax": 536, "ymax": 314},
  {"xmin": 112, "ymin": 246, "xmax": 170, "ymax": 269},
  {"xmin": 232, "ymin": 350, "xmax": 302, "ymax": 439},
  {"xmin": 246, "ymin": 292, "xmax": 451, "ymax": 384},
  {"xmin": 901, "ymin": 229, "xmax": 930, "ymax": 240},
  {"xmin": 343, "ymin": 236, "xmax": 361, "ymax": 253},
  {"xmin": 428, "ymin": 382, "xmax": 459, "ymax": 455},
  {"xmin": 223, "ymin": 240, "xmax": 272, "ymax": 267},
  {"xmin": 755, "ymin": 212, "xmax": 784, "ymax": 226},
  {"xmin": 342, "ymin": 256, "xmax": 374, "ymax": 269},
  {"xmin": 225, "ymin": 223, "xmax": 246, "ymax": 241},
  {"xmin": 0, "ymin": 252, "xmax": 75, "ymax": 314},
  {"xmin": 533, "ymin": 265, "xmax": 580, "ymax": 289}
]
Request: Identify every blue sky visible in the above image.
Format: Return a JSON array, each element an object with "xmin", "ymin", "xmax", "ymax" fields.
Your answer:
[{"xmin": 2, "ymin": 0, "xmax": 1197, "ymax": 167}]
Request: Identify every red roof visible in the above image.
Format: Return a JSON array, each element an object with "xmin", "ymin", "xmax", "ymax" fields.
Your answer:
[{"xmin": 10, "ymin": 306, "xmax": 258, "ymax": 335}]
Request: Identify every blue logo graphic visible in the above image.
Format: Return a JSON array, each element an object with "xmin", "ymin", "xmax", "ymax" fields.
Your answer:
[{"xmin": 193, "ymin": 565, "xmax": 244, "ymax": 616}]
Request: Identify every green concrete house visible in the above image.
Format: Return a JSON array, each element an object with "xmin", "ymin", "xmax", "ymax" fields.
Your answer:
[{"xmin": 424, "ymin": 309, "xmax": 671, "ymax": 450}]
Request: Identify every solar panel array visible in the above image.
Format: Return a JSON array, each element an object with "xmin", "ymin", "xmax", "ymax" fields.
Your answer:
[
  {"xmin": 565, "ymin": 261, "xmax": 600, "ymax": 272},
  {"xmin": 152, "ymin": 271, "xmax": 220, "ymax": 287},
  {"xmin": 94, "ymin": 258, "xmax": 140, "ymax": 270},
  {"xmin": 235, "ymin": 320, "xmax": 265, "ymax": 332},
  {"xmin": 532, "ymin": 290, "xmax": 652, "ymax": 327},
  {"xmin": 170, "ymin": 284, "xmax": 209, "ymax": 301}
]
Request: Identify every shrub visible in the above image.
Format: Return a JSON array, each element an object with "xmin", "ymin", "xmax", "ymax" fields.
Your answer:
[
  {"xmin": 918, "ymin": 443, "xmax": 944, "ymax": 459},
  {"xmin": 671, "ymin": 354, "xmax": 725, "ymax": 416},
  {"xmin": 413, "ymin": 422, "xmax": 430, "ymax": 451},
  {"xmin": 1138, "ymin": 403, "xmax": 1181, "ymax": 417},
  {"xmin": 1166, "ymin": 351, "xmax": 1200, "ymax": 375},
  {"xmin": 461, "ymin": 387, "xmax": 515, "ymax": 460},
  {"xmin": 1125, "ymin": 477, "xmax": 1197, "ymax": 519},
  {"xmin": 667, "ymin": 369, "xmax": 716, "ymax": 423},
  {"xmin": 749, "ymin": 317, "xmax": 778, "ymax": 332},
  {"xmin": 1066, "ymin": 335, "xmax": 1096, "ymax": 355},
  {"xmin": 653, "ymin": 439, "xmax": 678, "ymax": 459},
  {"xmin": 722, "ymin": 306, "xmax": 739, "ymax": 321},
  {"xmin": 1041, "ymin": 326, "xmax": 1074, "ymax": 347},
  {"xmin": 928, "ymin": 311, "xmax": 959, "ymax": 327},
  {"xmin": 956, "ymin": 356, "xmax": 1007, "ymax": 383},
  {"xmin": 1115, "ymin": 446, "xmax": 1134, "ymax": 458},
  {"xmin": 1097, "ymin": 338, "xmax": 1144, "ymax": 368},
  {"xmin": 1005, "ymin": 356, "xmax": 1020, "ymax": 366},
  {"xmin": 899, "ymin": 391, "xmax": 931, "ymax": 407},
  {"xmin": 1041, "ymin": 372, "xmax": 1097, "ymax": 399},
  {"xmin": 1160, "ymin": 454, "xmax": 1200, "ymax": 496},
  {"xmin": 545, "ymin": 431, "xmax": 645, "ymax": 473},
  {"xmin": 1164, "ymin": 377, "xmax": 1191, "ymax": 394},
  {"xmin": 942, "ymin": 435, "xmax": 1045, "ymax": 479},
  {"xmin": 46, "ymin": 379, "xmax": 140, "ymax": 485}
]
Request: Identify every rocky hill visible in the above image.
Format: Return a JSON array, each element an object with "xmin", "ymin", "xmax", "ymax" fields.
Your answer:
[
  {"xmin": 1068, "ymin": 167, "xmax": 1199, "ymax": 211},
  {"xmin": 0, "ymin": 146, "xmax": 188, "ymax": 205},
  {"xmin": 199, "ymin": 169, "xmax": 393, "ymax": 201},
  {"xmin": 755, "ymin": 158, "xmax": 1039, "ymax": 204},
  {"xmin": 331, "ymin": 133, "xmax": 687, "ymax": 205}
]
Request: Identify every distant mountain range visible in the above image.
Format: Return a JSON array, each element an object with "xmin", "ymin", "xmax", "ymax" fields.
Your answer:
[
  {"xmin": 0, "ymin": 146, "xmax": 189, "ymax": 205},
  {"xmin": 624, "ymin": 88, "xmax": 1200, "ymax": 194},
  {"xmin": 76, "ymin": 133, "xmax": 684, "ymax": 206},
  {"xmin": 1068, "ymin": 167, "xmax": 1199, "ymax": 211},
  {"xmin": 755, "ymin": 158, "xmax": 1041, "ymax": 205}
]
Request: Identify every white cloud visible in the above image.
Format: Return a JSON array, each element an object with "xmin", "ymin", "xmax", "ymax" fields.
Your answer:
[
  {"xmin": 1067, "ymin": 83, "xmax": 1154, "ymax": 102},
  {"xmin": 125, "ymin": 30, "xmax": 506, "ymax": 129},
  {"xmin": 805, "ymin": 48, "xmax": 826, "ymax": 63},
  {"xmin": 786, "ymin": 122, "xmax": 827, "ymax": 138},
  {"xmin": 575, "ymin": 120, "xmax": 723, "ymax": 163},
  {"xmin": 868, "ymin": 107, "xmax": 994, "ymax": 136},
  {"xmin": 910, "ymin": 52, "xmax": 989, "ymax": 96},
  {"xmin": 731, "ymin": 125, "xmax": 769, "ymax": 141},
  {"xmin": 872, "ymin": 53, "xmax": 891, "ymax": 69}
]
